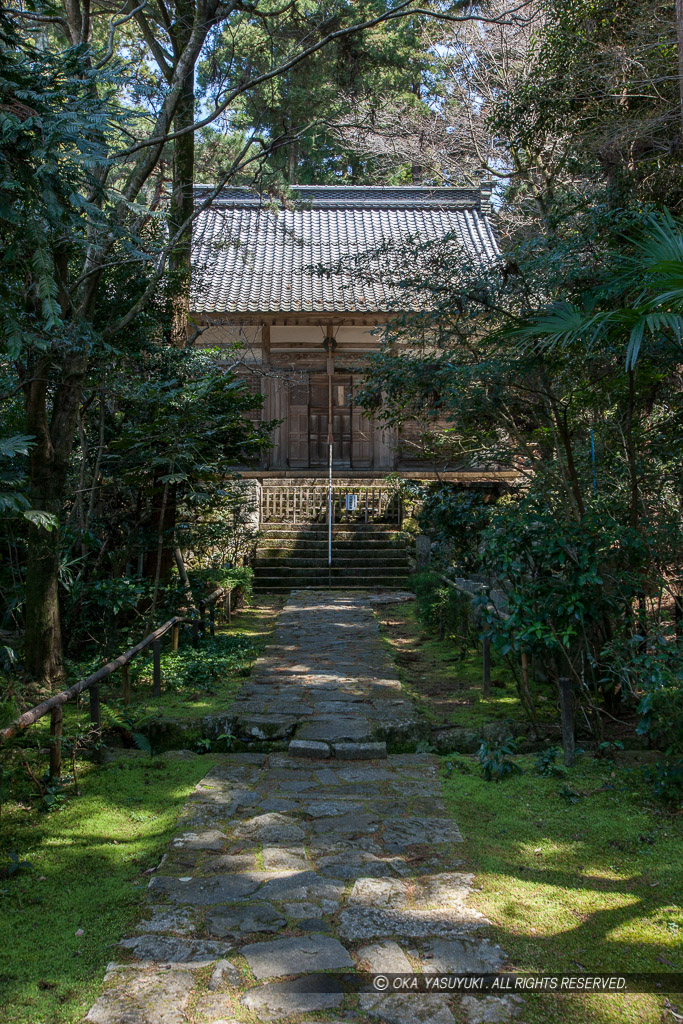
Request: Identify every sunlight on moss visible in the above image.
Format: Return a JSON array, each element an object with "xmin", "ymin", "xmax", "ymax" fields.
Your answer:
[{"xmin": 0, "ymin": 754, "xmax": 216, "ymax": 1024}]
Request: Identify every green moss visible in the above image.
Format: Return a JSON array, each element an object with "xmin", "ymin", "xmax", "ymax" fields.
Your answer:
[
  {"xmin": 0, "ymin": 751, "xmax": 219, "ymax": 1024},
  {"xmin": 377, "ymin": 598, "xmax": 551, "ymax": 730},
  {"xmin": 10, "ymin": 599, "xmax": 283, "ymax": 755},
  {"xmin": 441, "ymin": 753, "xmax": 682, "ymax": 1022}
]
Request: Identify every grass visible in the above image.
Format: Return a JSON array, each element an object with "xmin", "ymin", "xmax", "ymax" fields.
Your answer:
[
  {"xmin": 3, "ymin": 597, "xmax": 284, "ymax": 755},
  {"xmin": 0, "ymin": 751, "xmax": 220, "ymax": 1024},
  {"xmin": 376, "ymin": 597, "xmax": 556, "ymax": 730},
  {"xmin": 376, "ymin": 596, "xmax": 682, "ymax": 1023},
  {"xmin": 117, "ymin": 596, "xmax": 283, "ymax": 724},
  {"xmin": 0, "ymin": 596, "xmax": 284, "ymax": 1022},
  {"xmin": 442, "ymin": 752, "xmax": 683, "ymax": 1023}
]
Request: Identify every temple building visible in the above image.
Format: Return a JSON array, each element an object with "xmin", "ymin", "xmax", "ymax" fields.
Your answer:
[{"xmin": 190, "ymin": 184, "xmax": 503, "ymax": 482}]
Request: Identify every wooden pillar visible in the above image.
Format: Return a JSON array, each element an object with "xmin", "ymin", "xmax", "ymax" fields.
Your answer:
[
  {"xmin": 171, "ymin": 623, "xmax": 180, "ymax": 652},
  {"xmin": 209, "ymin": 601, "xmax": 215, "ymax": 637},
  {"xmin": 49, "ymin": 705, "xmax": 63, "ymax": 780},
  {"xmin": 152, "ymin": 639, "xmax": 162, "ymax": 696}
]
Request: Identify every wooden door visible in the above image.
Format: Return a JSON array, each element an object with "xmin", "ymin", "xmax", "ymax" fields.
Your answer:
[
  {"xmin": 287, "ymin": 381, "xmax": 309, "ymax": 467},
  {"xmin": 309, "ymin": 375, "xmax": 352, "ymax": 467},
  {"xmin": 332, "ymin": 378, "xmax": 351, "ymax": 465},
  {"xmin": 351, "ymin": 378, "xmax": 373, "ymax": 468},
  {"xmin": 309, "ymin": 378, "xmax": 328, "ymax": 466}
]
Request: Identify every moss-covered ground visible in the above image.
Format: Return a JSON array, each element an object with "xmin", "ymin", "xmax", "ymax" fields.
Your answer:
[
  {"xmin": 442, "ymin": 752, "xmax": 682, "ymax": 1023},
  {"xmin": 376, "ymin": 597, "xmax": 548, "ymax": 729},
  {"xmin": 379, "ymin": 597, "xmax": 682, "ymax": 1023},
  {"xmin": 2, "ymin": 596, "xmax": 284, "ymax": 755},
  {"xmin": 0, "ymin": 751, "xmax": 220, "ymax": 1024},
  {"xmin": 0, "ymin": 597, "xmax": 284, "ymax": 1022}
]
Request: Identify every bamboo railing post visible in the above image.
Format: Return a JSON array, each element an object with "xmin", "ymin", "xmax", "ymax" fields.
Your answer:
[
  {"xmin": 152, "ymin": 639, "xmax": 162, "ymax": 696},
  {"xmin": 49, "ymin": 705, "xmax": 62, "ymax": 781},
  {"xmin": 192, "ymin": 616, "xmax": 199, "ymax": 648},
  {"xmin": 199, "ymin": 600, "xmax": 206, "ymax": 635},
  {"xmin": 171, "ymin": 622, "xmax": 179, "ymax": 652},
  {"xmin": 225, "ymin": 590, "xmax": 232, "ymax": 624},
  {"xmin": 209, "ymin": 601, "xmax": 216, "ymax": 637},
  {"xmin": 121, "ymin": 663, "xmax": 131, "ymax": 705}
]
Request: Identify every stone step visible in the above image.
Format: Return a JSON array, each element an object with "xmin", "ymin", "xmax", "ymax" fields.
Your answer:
[
  {"xmin": 260, "ymin": 524, "xmax": 401, "ymax": 532},
  {"xmin": 253, "ymin": 557, "xmax": 409, "ymax": 565},
  {"xmin": 288, "ymin": 738, "xmax": 387, "ymax": 760},
  {"xmin": 253, "ymin": 580, "xmax": 411, "ymax": 591},
  {"xmin": 254, "ymin": 567, "xmax": 410, "ymax": 580},
  {"xmin": 259, "ymin": 535, "xmax": 403, "ymax": 545},
  {"xmin": 256, "ymin": 551, "xmax": 408, "ymax": 562},
  {"xmin": 260, "ymin": 527, "xmax": 402, "ymax": 537}
]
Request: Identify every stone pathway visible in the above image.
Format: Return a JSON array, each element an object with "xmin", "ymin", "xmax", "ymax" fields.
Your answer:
[
  {"xmin": 85, "ymin": 592, "xmax": 522, "ymax": 1024},
  {"xmin": 203, "ymin": 592, "xmax": 428, "ymax": 757}
]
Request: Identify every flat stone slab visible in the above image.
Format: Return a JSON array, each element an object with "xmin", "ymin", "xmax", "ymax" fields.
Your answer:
[
  {"xmin": 333, "ymin": 741, "xmax": 387, "ymax": 760},
  {"xmin": 357, "ymin": 940, "xmax": 413, "ymax": 973},
  {"xmin": 172, "ymin": 829, "xmax": 226, "ymax": 850},
  {"xmin": 119, "ymin": 934, "xmax": 228, "ymax": 964},
  {"xmin": 289, "ymin": 739, "xmax": 331, "ymax": 759},
  {"xmin": 233, "ymin": 813, "xmax": 305, "ymax": 843},
  {"xmin": 423, "ymin": 937, "xmax": 505, "ymax": 973},
  {"xmin": 241, "ymin": 935, "xmax": 354, "ymax": 978},
  {"xmin": 86, "ymin": 968, "xmax": 195, "ymax": 1024},
  {"xmin": 208, "ymin": 958, "xmax": 242, "ymax": 990},
  {"xmin": 205, "ymin": 902, "xmax": 287, "ymax": 940},
  {"xmin": 149, "ymin": 874, "xmax": 262, "ymax": 904},
  {"xmin": 257, "ymin": 870, "xmax": 345, "ymax": 902},
  {"xmin": 137, "ymin": 908, "xmax": 196, "ymax": 933},
  {"xmin": 361, "ymin": 992, "xmax": 456, "ymax": 1024},
  {"xmin": 297, "ymin": 717, "xmax": 373, "ymax": 743},
  {"xmin": 262, "ymin": 845, "xmax": 309, "ymax": 871},
  {"xmin": 339, "ymin": 905, "xmax": 485, "ymax": 941},
  {"xmin": 382, "ymin": 818, "xmax": 464, "ymax": 848},
  {"xmin": 241, "ymin": 975, "xmax": 345, "ymax": 1016}
]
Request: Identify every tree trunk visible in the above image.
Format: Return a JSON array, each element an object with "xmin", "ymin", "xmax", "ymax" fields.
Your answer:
[
  {"xmin": 167, "ymin": 1, "xmax": 196, "ymax": 349},
  {"xmin": 676, "ymin": 0, "xmax": 683, "ymax": 136},
  {"xmin": 24, "ymin": 351, "xmax": 88, "ymax": 684}
]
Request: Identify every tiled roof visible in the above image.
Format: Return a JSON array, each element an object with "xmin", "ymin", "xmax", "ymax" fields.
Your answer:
[{"xmin": 191, "ymin": 185, "xmax": 499, "ymax": 315}]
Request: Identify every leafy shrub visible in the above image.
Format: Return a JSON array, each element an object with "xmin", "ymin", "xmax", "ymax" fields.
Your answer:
[
  {"xmin": 159, "ymin": 632, "xmax": 256, "ymax": 692},
  {"xmin": 535, "ymin": 746, "xmax": 568, "ymax": 777},
  {"xmin": 0, "ymin": 851, "xmax": 32, "ymax": 879},
  {"xmin": 413, "ymin": 572, "xmax": 478, "ymax": 651},
  {"xmin": 647, "ymin": 759, "xmax": 683, "ymax": 805},
  {"xmin": 477, "ymin": 735, "xmax": 523, "ymax": 781}
]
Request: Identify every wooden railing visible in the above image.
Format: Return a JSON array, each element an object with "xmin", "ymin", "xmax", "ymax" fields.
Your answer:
[
  {"xmin": 0, "ymin": 586, "xmax": 236, "ymax": 780},
  {"xmin": 260, "ymin": 484, "xmax": 401, "ymax": 525}
]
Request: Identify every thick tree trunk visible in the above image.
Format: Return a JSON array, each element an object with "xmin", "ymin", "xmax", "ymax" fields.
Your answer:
[
  {"xmin": 167, "ymin": 1, "xmax": 196, "ymax": 349},
  {"xmin": 24, "ymin": 352, "xmax": 88, "ymax": 684}
]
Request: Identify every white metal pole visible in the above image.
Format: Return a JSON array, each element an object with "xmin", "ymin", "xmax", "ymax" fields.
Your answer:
[{"xmin": 328, "ymin": 441, "xmax": 332, "ymax": 568}]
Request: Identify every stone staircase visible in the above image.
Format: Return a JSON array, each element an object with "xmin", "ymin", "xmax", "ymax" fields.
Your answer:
[{"xmin": 254, "ymin": 523, "xmax": 413, "ymax": 592}]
